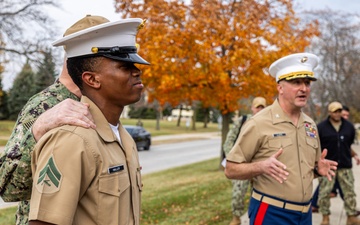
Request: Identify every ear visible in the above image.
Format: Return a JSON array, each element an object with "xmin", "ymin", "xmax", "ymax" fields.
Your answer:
[
  {"xmin": 82, "ymin": 72, "xmax": 101, "ymax": 89},
  {"xmin": 277, "ymin": 82, "xmax": 283, "ymax": 95}
]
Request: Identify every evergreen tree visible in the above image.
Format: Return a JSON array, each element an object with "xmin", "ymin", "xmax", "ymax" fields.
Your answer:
[
  {"xmin": 33, "ymin": 49, "xmax": 56, "ymax": 93},
  {"xmin": 0, "ymin": 68, "xmax": 9, "ymax": 119},
  {"xmin": 7, "ymin": 62, "xmax": 37, "ymax": 120}
]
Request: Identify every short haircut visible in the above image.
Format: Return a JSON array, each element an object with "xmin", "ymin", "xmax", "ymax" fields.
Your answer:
[
  {"xmin": 67, "ymin": 57, "xmax": 103, "ymax": 90},
  {"xmin": 342, "ymin": 105, "xmax": 350, "ymax": 112}
]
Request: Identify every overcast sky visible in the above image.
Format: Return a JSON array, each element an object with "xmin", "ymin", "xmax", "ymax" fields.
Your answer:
[
  {"xmin": 50, "ymin": 0, "xmax": 360, "ymax": 36},
  {"xmin": 2, "ymin": 0, "xmax": 360, "ymax": 90}
]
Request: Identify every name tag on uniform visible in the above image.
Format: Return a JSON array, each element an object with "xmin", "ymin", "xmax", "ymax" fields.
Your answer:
[
  {"xmin": 273, "ymin": 133, "xmax": 286, "ymax": 137},
  {"xmin": 108, "ymin": 165, "xmax": 124, "ymax": 174}
]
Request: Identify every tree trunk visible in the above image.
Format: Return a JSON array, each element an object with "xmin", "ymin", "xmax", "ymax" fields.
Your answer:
[
  {"xmin": 191, "ymin": 107, "xmax": 197, "ymax": 131},
  {"xmin": 155, "ymin": 101, "xmax": 160, "ymax": 130},
  {"xmin": 176, "ymin": 106, "xmax": 183, "ymax": 127},
  {"xmin": 203, "ymin": 108, "xmax": 209, "ymax": 128}
]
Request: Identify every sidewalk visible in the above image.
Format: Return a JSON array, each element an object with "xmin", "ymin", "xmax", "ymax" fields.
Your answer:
[{"xmin": 240, "ymin": 143, "xmax": 360, "ymax": 225}]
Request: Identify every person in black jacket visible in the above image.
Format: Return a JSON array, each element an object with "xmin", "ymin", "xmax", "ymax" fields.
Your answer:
[
  {"xmin": 311, "ymin": 106, "xmax": 360, "ymax": 214},
  {"xmin": 317, "ymin": 101, "xmax": 360, "ymax": 225}
]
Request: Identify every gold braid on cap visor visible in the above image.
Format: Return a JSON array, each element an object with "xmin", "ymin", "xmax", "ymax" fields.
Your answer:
[
  {"xmin": 91, "ymin": 46, "xmax": 137, "ymax": 55},
  {"xmin": 278, "ymin": 71, "xmax": 315, "ymax": 81}
]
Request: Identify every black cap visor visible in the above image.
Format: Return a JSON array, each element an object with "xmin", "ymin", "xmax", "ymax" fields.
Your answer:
[
  {"xmin": 72, "ymin": 46, "xmax": 150, "ymax": 65},
  {"xmin": 104, "ymin": 52, "xmax": 150, "ymax": 65}
]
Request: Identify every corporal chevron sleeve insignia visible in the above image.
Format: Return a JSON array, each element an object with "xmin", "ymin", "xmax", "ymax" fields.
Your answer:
[{"xmin": 35, "ymin": 156, "xmax": 62, "ymax": 194}]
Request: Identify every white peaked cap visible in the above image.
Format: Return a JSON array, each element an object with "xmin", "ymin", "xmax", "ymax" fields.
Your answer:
[
  {"xmin": 269, "ymin": 53, "xmax": 319, "ymax": 82},
  {"xmin": 52, "ymin": 18, "xmax": 150, "ymax": 65}
]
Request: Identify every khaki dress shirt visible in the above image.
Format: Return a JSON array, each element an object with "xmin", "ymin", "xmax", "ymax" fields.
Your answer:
[
  {"xmin": 29, "ymin": 96, "xmax": 142, "ymax": 225},
  {"xmin": 227, "ymin": 99, "xmax": 321, "ymax": 203}
]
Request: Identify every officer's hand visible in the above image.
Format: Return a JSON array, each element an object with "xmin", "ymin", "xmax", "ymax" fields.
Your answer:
[
  {"xmin": 32, "ymin": 99, "xmax": 96, "ymax": 141},
  {"xmin": 262, "ymin": 148, "xmax": 289, "ymax": 184},
  {"xmin": 317, "ymin": 149, "xmax": 338, "ymax": 181}
]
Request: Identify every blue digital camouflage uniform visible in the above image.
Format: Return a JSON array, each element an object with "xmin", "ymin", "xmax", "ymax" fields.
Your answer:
[
  {"xmin": 223, "ymin": 115, "xmax": 251, "ymax": 217},
  {"xmin": 0, "ymin": 80, "xmax": 79, "ymax": 225}
]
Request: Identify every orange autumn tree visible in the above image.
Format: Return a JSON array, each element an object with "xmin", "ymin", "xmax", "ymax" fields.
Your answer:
[{"xmin": 115, "ymin": 0, "xmax": 319, "ymax": 153}]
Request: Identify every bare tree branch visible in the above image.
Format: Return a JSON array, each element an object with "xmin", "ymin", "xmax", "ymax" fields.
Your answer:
[
  {"xmin": 0, "ymin": 0, "xmax": 60, "ymax": 62},
  {"xmin": 302, "ymin": 9, "xmax": 360, "ymax": 122}
]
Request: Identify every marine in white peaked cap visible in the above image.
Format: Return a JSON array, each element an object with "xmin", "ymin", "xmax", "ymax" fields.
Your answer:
[
  {"xmin": 269, "ymin": 53, "xmax": 319, "ymax": 82},
  {"xmin": 29, "ymin": 16, "xmax": 148, "ymax": 225},
  {"xmin": 53, "ymin": 17, "xmax": 150, "ymax": 65},
  {"xmin": 225, "ymin": 52, "xmax": 338, "ymax": 225},
  {"xmin": 0, "ymin": 15, "xmax": 111, "ymax": 225}
]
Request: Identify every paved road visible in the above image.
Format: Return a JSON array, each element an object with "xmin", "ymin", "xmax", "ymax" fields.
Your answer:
[{"xmin": 140, "ymin": 135, "xmax": 221, "ymax": 174}]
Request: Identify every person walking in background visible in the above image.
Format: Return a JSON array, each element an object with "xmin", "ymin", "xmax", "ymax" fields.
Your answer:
[
  {"xmin": 342, "ymin": 105, "xmax": 351, "ymax": 120},
  {"xmin": 340, "ymin": 106, "xmax": 360, "ymax": 164},
  {"xmin": 311, "ymin": 104, "xmax": 360, "ymax": 215},
  {"xmin": 342, "ymin": 106, "xmax": 360, "ymax": 163},
  {"xmin": 342, "ymin": 105, "xmax": 359, "ymax": 145},
  {"xmin": 225, "ymin": 53, "xmax": 337, "ymax": 225},
  {"xmin": 0, "ymin": 15, "xmax": 108, "ymax": 225},
  {"xmin": 317, "ymin": 102, "xmax": 360, "ymax": 225},
  {"xmin": 223, "ymin": 97, "xmax": 267, "ymax": 225}
]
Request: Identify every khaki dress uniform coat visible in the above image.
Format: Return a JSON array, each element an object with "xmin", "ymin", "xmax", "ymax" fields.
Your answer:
[
  {"xmin": 29, "ymin": 96, "xmax": 142, "ymax": 225},
  {"xmin": 227, "ymin": 99, "xmax": 321, "ymax": 203}
]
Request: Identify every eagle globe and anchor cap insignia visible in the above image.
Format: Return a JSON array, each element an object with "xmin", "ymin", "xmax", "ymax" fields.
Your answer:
[{"xmin": 36, "ymin": 156, "xmax": 62, "ymax": 193}]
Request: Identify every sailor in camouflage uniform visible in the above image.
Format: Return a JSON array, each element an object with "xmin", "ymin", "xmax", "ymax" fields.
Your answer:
[
  {"xmin": 0, "ymin": 15, "xmax": 107, "ymax": 225},
  {"xmin": 223, "ymin": 97, "xmax": 266, "ymax": 225}
]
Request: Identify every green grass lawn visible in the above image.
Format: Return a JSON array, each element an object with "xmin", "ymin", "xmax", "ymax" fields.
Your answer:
[
  {"xmin": 0, "ymin": 158, "xmax": 251, "ymax": 225},
  {"xmin": 0, "ymin": 121, "xmax": 15, "ymax": 146},
  {"xmin": 0, "ymin": 206, "xmax": 16, "ymax": 225}
]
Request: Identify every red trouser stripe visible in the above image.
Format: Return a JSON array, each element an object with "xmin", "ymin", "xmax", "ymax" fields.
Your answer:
[{"xmin": 254, "ymin": 202, "xmax": 268, "ymax": 225}]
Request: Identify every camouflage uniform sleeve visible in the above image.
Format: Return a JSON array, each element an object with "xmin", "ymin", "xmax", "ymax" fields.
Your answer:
[
  {"xmin": 223, "ymin": 118, "xmax": 243, "ymax": 156},
  {"xmin": 0, "ymin": 108, "xmax": 38, "ymax": 202}
]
